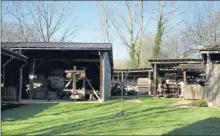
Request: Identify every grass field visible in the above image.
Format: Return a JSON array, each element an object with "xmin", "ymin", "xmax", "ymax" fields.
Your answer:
[{"xmin": 2, "ymin": 97, "xmax": 220, "ymax": 135}]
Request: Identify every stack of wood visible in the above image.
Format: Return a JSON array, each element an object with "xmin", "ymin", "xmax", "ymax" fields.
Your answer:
[{"xmin": 137, "ymin": 78, "xmax": 152, "ymax": 95}]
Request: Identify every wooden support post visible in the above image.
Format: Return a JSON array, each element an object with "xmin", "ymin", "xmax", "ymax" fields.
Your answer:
[
  {"xmin": 29, "ymin": 59, "xmax": 35, "ymax": 99},
  {"xmin": 2, "ymin": 57, "xmax": 13, "ymax": 87},
  {"xmin": 100, "ymin": 54, "xmax": 104, "ymax": 100},
  {"xmin": 148, "ymin": 71, "xmax": 151, "ymax": 79},
  {"xmin": 183, "ymin": 70, "xmax": 187, "ymax": 98},
  {"xmin": 2, "ymin": 68, "xmax": 6, "ymax": 88},
  {"xmin": 72, "ymin": 66, "xmax": 77, "ymax": 91},
  {"xmin": 206, "ymin": 53, "xmax": 212, "ymax": 81},
  {"xmin": 183, "ymin": 71, "xmax": 187, "ymax": 85},
  {"xmin": 117, "ymin": 72, "xmax": 119, "ymax": 82},
  {"xmin": 86, "ymin": 78, "xmax": 101, "ymax": 101},
  {"xmin": 82, "ymin": 68, "xmax": 86, "ymax": 91},
  {"xmin": 18, "ymin": 67, "xmax": 23, "ymax": 102},
  {"xmin": 82, "ymin": 67, "xmax": 86, "ymax": 98},
  {"xmin": 148, "ymin": 71, "xmax": 151, "ymax": 95},
  {"xmin": 121, "ymin": 71, "xmax": 124, "ymax": 83},
  {"xmin": 153, "ymin": 64, "xmax": 157, "ymax": 97}
]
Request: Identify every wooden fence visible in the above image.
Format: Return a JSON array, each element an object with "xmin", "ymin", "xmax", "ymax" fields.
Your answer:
[{"xmin": 183, "ymin": 85, "xmax": 204, "ymax": 100}]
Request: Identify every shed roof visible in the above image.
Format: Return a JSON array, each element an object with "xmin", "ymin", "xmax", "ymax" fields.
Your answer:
[
  {"xmin": 199, "ymin": 44, "xmax": 220, "ymax": 51},
  {"xmin": 1, "ymin": 42, "xmax": 112, "ymax": 51},
  {"xmin": 174, "ymin": 64, "xmax": 205, "ymax": 71},
  {"xmin": 114, "ymin": 68, "xmax": 153, "ymax": 73},
  {"xmin": 1, "ymin": 48, "xmax": 28, "ymax": 62},
  {"xmin": 148, "ymin": 59, "xmax": 203, "ymax": 64}
]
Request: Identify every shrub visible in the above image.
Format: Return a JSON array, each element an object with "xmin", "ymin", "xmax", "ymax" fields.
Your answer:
[{"xmin": 189, "ymin": 99, "xmax": 208, "ymax": 107}]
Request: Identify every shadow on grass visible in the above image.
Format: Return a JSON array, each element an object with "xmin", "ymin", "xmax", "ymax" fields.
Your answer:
[
  {"xmin": 35, "ymin": 102, "xmax": 117, "ymax": 118},
  {"xmin": 16, "ymin": 105, "xmax": 192, "ymax": 135},
  {"xmin": 2, "ymin": 103, "xmax": 57, "ymax": 121},
  {"xmin": 20, "ymin": 114, "xmax": 118, "ymax": 135},
  {"xmin": 164, "ymin": 117, "xmax": 220, "ymax": 135}
]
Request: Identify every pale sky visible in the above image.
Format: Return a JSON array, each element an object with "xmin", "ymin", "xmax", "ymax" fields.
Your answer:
[{"xmin": 2, "ymin": 1, "xmax": 220, "ymax": 61}]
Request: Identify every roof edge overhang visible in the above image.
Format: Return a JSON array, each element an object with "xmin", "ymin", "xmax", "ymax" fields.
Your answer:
[
  {"xmin": 148, "ymin": 59, "xmax": 203, "ymax": 65},
  {"xmin": 1, "ymin": 48, "xmax": 28, "ymax": 62}
]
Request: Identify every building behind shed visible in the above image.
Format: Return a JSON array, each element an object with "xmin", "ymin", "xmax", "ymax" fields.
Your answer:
[{"xmin": 200, "ymin": 45, "xmax": 220, "ymax": 107}]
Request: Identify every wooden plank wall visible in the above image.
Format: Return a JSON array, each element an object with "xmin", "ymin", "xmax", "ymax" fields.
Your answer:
[
  {"xmin": 204, "ymin": 64, "xmax": 220, "ymax": 107},
  {"xmin": 102, "ymin": 52, "xmax": 112, "ymax": 101},
  {"xmin": 183, "ymin": 85, "xmax": 204, "ymax": 100}
]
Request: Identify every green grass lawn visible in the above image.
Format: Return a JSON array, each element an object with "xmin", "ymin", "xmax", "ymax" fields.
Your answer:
[{"xmin": 2, "ymin": 97, "xmax": 220, "ymax": 135}]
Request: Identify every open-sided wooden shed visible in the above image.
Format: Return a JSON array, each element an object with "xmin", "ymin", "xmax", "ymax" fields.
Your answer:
[
  {"xmin": 113, "ymin": 68, "xmax": 153, "ymax": 95},
  {"xmin": 148, "ymin": 59, "xmax": 205, "ymax": 97},
  {"xmin": 2, "ymin": 42, "xmax": 113, "ymax": 102}
]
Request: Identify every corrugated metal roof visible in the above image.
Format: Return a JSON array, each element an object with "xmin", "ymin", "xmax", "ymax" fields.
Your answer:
[
  {"xmin": 175, "ymin": 64, "xmax": 205, "ymax": 71},
  {"xmin": 199, "ymin": 44, "xmax": 220, "ymax": 51},
  {"xmin": 148, "ymin": 58, "xmax": 203, "ymax": 62},
  {"xmin": 114, "ymin": 68, "xmax": 153, "ymax": 72},
  {"xmin": 2, "ymin": 42, "xmax": 112, "ymax": 50}
]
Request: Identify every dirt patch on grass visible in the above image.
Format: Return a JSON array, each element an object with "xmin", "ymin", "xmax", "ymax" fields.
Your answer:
[
  {"xmin": 169, "ymin": 99, "xmax": 192, "ymax": 108},
  {"xmin": 126, "ymin": 99, "xmax": 142, "ymax": 103},
  {"xmin": 110, "ymin": 96, "xmax": 142, "ymax": 103}
]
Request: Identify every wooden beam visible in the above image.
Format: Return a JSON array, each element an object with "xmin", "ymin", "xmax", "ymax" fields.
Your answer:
[
  {"xmin": 2, "ymin": 57, "xmax": 13, "ymax": 67},
  {"xmin": 153, "ymin": 64, "xmax": 157, "ymax": 97},
  {"xmin": 29, "ymin": 59, "xmax": 35, "ymax": 99},
  {"xmin": 183, "ymin": 70, "xmax": 187, "ymax": 99},
  {"xmin": 65, "ymin": 70, "xmax": 85, "ymax": 73},
  {"xmin": 200, "ymin": 51, "xmax": 220, "ymax": 54},
  {"xmin": 34, "ymin": 58, "xmax": 100, "ymax": 62},
  {"xmin": 183, "ymin": 71, "xmax": 187, "ymax": 84},
  {"xmin": 83, "ymin": 67, "xmax": 86, "ymax": 92},
  {"xmin": 2, "ymin": 52, "xmax": 27, "ymax": 62},
  {"xmin": 150, "ymin": 61, "xmax": 202, "ymax": 64},
  {"xmin": 18, "ymin": 63, "xmax": 27, "ymax": 102},
  {"xmin": 72, "ymin": 66, "xmax": 77, "ymax": 91},
  {"xmin": 206, "ymin": 53, "xmax": 211, "ymax": 81},
  {"xmin": 100, "ymin": 54, "xmax": 104, "ymax": 100},
  {"xmin": 121, "ymin": 71, "xmax": 124, "ymax": 83},
  {"xmin": 86, "ymin": 78, "xmax": 100, "ymax": 101}
]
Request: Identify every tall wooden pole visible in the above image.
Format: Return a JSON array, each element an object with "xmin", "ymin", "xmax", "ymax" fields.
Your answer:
[
  {"xmin": 153, "ymin": 64, "xmax": 157, "ymax": 97},
  {"xmin": 18, "ymin": 66, "xmax": 24, "ymax": 102},
  {"xmin": 29, "ymin": 59, "xmax": 35, "ymax": 99},
  {"xmin": 121, "ymin": 71, "xmax": 124, "ymax": 83},
  {"xmin": 148, "ymin": 71, "xmax": 151, "ymax": 79},
  {"xmin": 72, "ymin": 66, "xmax": 77, "ymax": 91},
  {"xmin": 183, "ymin": 70, "xmax": 187, "ymax": 98},
  {"xmin": 83, "ymin": 67, "xmax": 86, "ymax": 99}
]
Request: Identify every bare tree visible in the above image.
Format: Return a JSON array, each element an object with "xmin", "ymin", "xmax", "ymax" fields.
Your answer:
[
  {"xmin": 183, "ymin": 2, "xmax": 220, "ymax": 46},
  {"xmin": 2, "ymin": 23, "xmax": 41, "ymax": 42},
  {"xmin": 152, "ymin": 1, "xmax": 188, "ymax": 59},
  {"xmin": 97, "ymin": 1, "xmax": 111, "ymax": 43},
  {"xmin": 98, "ymin": 1, "xmax": 152, "ymax": 68},
  {"xmin": 4, "ymin": 1, "xmax": 79, "ymax": 42},
  {"xmin": 1, "ymin": 1, "xmax": 10, "ymax": 33}
]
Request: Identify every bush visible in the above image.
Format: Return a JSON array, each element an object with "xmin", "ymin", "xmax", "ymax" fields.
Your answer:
[{"xmin": 190, "ymin": 99, "xmax": 208, "ymax": 107}]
